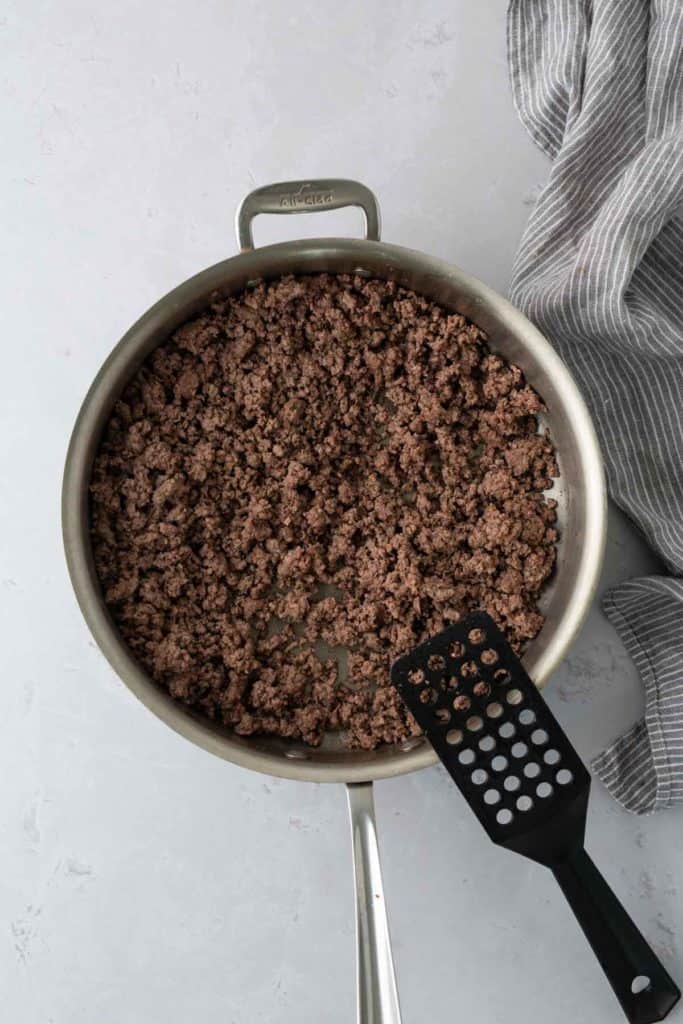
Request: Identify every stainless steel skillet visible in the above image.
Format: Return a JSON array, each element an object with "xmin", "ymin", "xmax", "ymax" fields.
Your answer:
[{"xmin": 62, "ymin": 179, "xmax": 606, "ymax": 1023}]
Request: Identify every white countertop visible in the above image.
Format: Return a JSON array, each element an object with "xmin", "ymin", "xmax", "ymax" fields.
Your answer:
[{"xmin": 2, "ymin": 2, "xmax": 682, "ymax": 1022}]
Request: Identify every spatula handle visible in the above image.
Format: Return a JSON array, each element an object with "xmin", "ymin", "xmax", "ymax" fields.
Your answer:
[{"xmin": 552, "ymin": 847, "xmax": 680, "ymax": 1024}]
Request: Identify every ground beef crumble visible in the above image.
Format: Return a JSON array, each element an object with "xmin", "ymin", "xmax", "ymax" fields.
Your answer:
[{"xmin": 90, "ymin": 274, "xmax": 558, "ymax": 750}]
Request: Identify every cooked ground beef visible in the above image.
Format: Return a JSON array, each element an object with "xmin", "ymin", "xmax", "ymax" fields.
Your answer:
[{"xmin": 90, "ymin": 274, "xmax": 558, "ymax": 749}]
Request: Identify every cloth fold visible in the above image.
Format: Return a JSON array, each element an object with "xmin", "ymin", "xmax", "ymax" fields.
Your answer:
[{"xmin": 507, "ymin": 0, "xmax": 683, "ymax": 812}]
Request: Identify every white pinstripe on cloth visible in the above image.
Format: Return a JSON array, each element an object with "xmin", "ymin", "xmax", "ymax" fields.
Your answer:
[{"xmin": 507, "ymin": 0, "xmax": 683, "ymax": 812}]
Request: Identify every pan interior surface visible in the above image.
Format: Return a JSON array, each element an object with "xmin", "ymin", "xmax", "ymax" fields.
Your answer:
[{"xmin": 62, "ymin": 238, "xmax": 605, "ymax": 783}]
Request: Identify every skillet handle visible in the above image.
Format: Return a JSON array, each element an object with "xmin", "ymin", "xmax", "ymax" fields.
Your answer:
[
  {"xmin": 552, "ymin": 847, "xmax": 680, "ymax": 1024},
  {"xmin": 235, "ymin": 178, "xmax": 381, "ymax": 250},
  {"xmin": 346, "ymin": 782, "xmax": 402, "ymax": 1024}
]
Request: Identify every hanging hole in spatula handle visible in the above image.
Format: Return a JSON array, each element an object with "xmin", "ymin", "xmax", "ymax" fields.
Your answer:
[{"xmin": 552, "ymin": 848, "xmax": 680, "ymax": 1024}]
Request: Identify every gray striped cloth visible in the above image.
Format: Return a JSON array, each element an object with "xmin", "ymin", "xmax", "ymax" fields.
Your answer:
[{"xmin": 507, "ymin": 0, "xmax": 683, "ymax": 813}]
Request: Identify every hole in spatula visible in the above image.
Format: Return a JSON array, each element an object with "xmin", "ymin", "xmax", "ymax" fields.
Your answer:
[
  {"xmin": 443, "ymin": 673, "xmax": 460, "ymax": 692},
  {"xmin": 499, "ymin": 722, "xmax": 515, "ymax": 740},
  {"xmin": 428, "ymin": 654, "xmax": 445, "ymax": 672},
  {"xmin": 458, "ymin": 748, "xmax": 475, "ymax": 765},
  {"xmin": 408, "ymin": 668, "xmax": 425, "ymax": 685},
  {"xmin": 479, "ymin": 735, "xmax": 496, "ymax": 753},
  {"xmin": 496, "ymin": 808, "xmax": 513, "ymax": 826},
  {"xmin": 435, "ymin": 708, "xmax": 450, "ymax": 725},
  {"xmin": 449, "ymin": 641, "xmax": 465, "ymax": 659},
  {"xmin": 556, "ymin": 768, "xmax": 573, "ymax": 785},
  {"xmin": 471, "ymin": 768, "xmax": 488, "ymax": 786},
  {"xmin": 446, "ymin": 728, "xmax": 463, "ymax": 746},
  {"xmin": 519, "ymin": 709, "xmax": 535, "ymax": 726},
  {"xmin": 483, "ymin": 788, "xmax": 500, "ymax": 805},
  {"xmin": 468, "ymin": 628, "xmax": 486, "ymax": 645},
  {"xmin": 544, "ymin": 749, "xmax": 561, "ymax": 766},
  {"xmin": 631, "ymin": 976, "xmax": 652, "ymax": 995},
  {"xmin": 480, "ymin": 648, "xmax": 498, "ymax": 665},
  {"xmin": 419, "ymin": 687, "xmax": 438, "ymax": 705},
  {"xmin": 516, "ymin": 795, "xmax": 533, "ymax": 812}
]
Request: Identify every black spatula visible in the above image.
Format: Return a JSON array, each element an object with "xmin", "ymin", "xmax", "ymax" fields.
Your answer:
[{"xmin": 391, "ymin": 611, "xmax": 680, "ymax": 1024}]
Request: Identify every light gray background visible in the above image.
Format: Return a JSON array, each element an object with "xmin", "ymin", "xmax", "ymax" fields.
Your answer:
[{"xmin": 2, "ymin": 3, "xmax": 682, "ymax": 1022}]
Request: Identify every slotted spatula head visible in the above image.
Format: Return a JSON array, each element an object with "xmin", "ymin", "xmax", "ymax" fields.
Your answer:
[{"xmin": 391, "ymin": 611, "xmax": 591, "ymax": 867}]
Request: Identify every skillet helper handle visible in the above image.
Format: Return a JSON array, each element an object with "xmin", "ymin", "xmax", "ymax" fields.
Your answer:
[
  {"xmin": 346, "ymin": 782, "xmax": 402, "ymax": 1024},
  {"xmin": 235, "ymin": 178, "xmax": 381, "ymax": 250},
  {"xmin": 552, "ymin": 847, "xmax": 680, "ymax": 1024}
]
